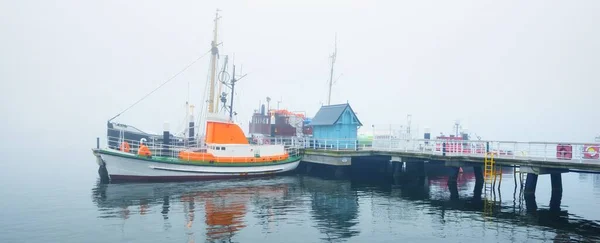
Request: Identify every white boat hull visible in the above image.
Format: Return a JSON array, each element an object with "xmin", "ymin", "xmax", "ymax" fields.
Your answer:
[{"xmin": 96, "ymin": 150, "xmax": 301, "ymax": 182}]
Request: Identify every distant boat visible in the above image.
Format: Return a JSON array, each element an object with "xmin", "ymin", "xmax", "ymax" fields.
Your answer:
[{"xmin": 92, "ymin": 11, "xmax": 301, "ymax": 182}]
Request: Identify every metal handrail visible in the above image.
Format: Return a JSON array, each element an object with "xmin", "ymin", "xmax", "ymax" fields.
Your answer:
[
  {"xmin": 298, "ymin": 137, "xmax": 599, "ymax": 162},
  {"xmin": 103, "ymin": 135, "xmax": 301, "ymax": 160}
]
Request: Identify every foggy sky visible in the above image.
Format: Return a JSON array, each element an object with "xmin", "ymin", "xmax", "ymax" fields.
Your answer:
[{"xmin": 1, "ymin": 0, "xmax": 599, "ymax": 149}]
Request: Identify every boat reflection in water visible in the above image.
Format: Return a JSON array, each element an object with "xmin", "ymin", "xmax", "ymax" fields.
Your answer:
[
  {"xmin": 91, "ymin": 177, "xmax": 300, "ymax": 242},
  {"xmin": 91, "ymin": 175, "xmax": 362, "ymax": 242},
  {"xmin": 91, "ymin": 171, "xmax": 600, "ymax": 242},
  {"xmin": 300, "ymin": 176, "xmax": 359, "ymax": 241}
]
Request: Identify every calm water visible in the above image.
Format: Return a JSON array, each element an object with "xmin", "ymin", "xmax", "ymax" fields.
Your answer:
[{"xmin": 1, "ymin": 149, "xmax": 600, "ymax": 242}]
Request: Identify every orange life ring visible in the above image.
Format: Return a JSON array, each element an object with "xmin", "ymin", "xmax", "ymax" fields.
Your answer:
[
  {"xmin": 138, "ymin": 145, "xmax": 151, "ymax": 156},
  {"xmin": 119, "ymin": 142, "xmax": 131, "ymax": 152}
]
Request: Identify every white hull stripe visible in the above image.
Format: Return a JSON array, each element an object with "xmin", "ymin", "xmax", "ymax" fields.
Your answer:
[{"xmin": 149, "ymin": 166, "xmax": 282, "ymax": 174}]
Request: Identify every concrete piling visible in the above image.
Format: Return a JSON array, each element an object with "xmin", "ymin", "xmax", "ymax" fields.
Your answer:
[
  {"xmin": 551, "ymin": 173, "xmax": 563, "ymax": 192},
  {"xmin": 524, "ymin": 173, "xmax": 538, "ymax": 195}
]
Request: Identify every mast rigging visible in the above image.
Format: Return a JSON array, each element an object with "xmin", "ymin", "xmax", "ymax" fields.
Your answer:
[
  {"xmin": 208, "ymin": 10, "xmax": 221, "ymax": 113},
  {"xmin": 327, "ymin": 33, "xmax": 337, "ymax": 106}
]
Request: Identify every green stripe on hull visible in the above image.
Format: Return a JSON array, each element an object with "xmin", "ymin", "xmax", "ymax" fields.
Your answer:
[{"xmin": 97, "ymin": 149, "xmax": 302, "ymax": 167}]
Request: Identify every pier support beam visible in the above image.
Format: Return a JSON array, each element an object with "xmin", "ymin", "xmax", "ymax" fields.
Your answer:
[
  {"xmin": 524, "ymin": 173, "xmax": 538, "ymax": 195},
  {"xmin": 448, "ymin": 167, "xmax": 460, "ymax": 200},
  {"xmin": 473, "ymin": 166, "xmax": 483, "ymax": 182},
  {"xmin": 448, "ymin": 167, "xmax": 460, "ymax": 182},
  {"xmin": 551, "ymin": 173, "xmax": 563, "ymax": 192},
  {"xmin": 525, "ymin": 193, "xmax": 537, "ymax": 213},
  {"xmin": 550, "ymin": 189, "xmax": 563, "ymax": 212},
  {"xmin": 550, "ymin": 173, "xmax": 563, "ymax": 211},
  {"xmin": 473, "ymin": 166, "xmax": 483, "ymax": 200}
]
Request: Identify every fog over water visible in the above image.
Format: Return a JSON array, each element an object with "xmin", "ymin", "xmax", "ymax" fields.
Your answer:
[
  {"xmin": 1, "ymin": 0, "xmax": 599, "ymax": 147},
  {"xmin": 1, "ymin": 2, "xmax": 600, "ymax": 242}
]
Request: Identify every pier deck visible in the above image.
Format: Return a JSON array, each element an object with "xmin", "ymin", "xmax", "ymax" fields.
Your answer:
[
  {"xmin": 303, "ymin": 148, "xmax": 600, "ymax": 172},
  {"xmin": 291, "ymin": 138, "xmax": 600, "ymax": 173}
]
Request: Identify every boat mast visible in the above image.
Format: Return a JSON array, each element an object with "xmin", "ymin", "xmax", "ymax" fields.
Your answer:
[
  {"xmin": 222, "ymin": 64, "xmax": 246, "ymax": 121},
  {"xmin": 327, "ymin": 34, "xmax": 337, "ymax": 106},
  {"xmin": 229, "ymin": 65, "xmax": 237, "ymax": 120},
  {"xmin": 208, "ymin": 10, "xmax": 221, "ymax": 113}
]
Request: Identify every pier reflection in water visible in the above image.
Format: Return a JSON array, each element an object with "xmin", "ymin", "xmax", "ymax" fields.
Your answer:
[{"xmin": 91, "ymin": 169, "xmax": 600, "ymax": 242}]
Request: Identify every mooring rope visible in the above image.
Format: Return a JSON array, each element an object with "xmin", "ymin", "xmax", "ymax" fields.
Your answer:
[{"xmin": 108, "ymin": 49, "xmax": 212, "ymax": 122}]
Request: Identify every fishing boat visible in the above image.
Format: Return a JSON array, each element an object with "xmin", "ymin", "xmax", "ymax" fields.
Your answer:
[{"xmin": 91, "ymin": 11, "xmax": 301, "ymax": 182}]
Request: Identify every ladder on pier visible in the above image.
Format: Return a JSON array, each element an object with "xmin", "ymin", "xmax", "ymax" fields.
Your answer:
[
  {"xmin": 484, "ymin": 152, "xmax": 498, "ymax": 187},
  {"xmin": 483, "ymin": 152, "xmax": 502, "ymax": 218}
]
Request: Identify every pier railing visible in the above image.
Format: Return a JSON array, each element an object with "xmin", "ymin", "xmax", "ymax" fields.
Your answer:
[
  {"xmin": 370, "ymin": 138, "xmax": 600, "ymax": 162},
  {"xmin": 257, "ymin": 137, "xmax": 369, "ymax": 151},
  {"xmin": 294, "ymin": 137, "xmax": 600, "ymax": 163}
]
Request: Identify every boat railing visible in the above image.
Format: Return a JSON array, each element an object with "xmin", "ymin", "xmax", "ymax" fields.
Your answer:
[
  {"xmin": 104, "ymin": 135, "xmax": 302, "ymax": 161},
  {"xmin": 106, "ymin": 135, "xmax": 204, "ymax": 157}
]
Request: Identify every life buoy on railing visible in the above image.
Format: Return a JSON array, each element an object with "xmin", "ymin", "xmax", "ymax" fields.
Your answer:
[
  {"xmin": 584, "ymin": 145, "xmax": 599, "ymax": 159},
  {"xmin": 138, "ymin": 145, "xmax": 151, "ymax": 157},
  {"xmin": 119, "ymin": 142, "xmax": 131, "ymax": 152}
]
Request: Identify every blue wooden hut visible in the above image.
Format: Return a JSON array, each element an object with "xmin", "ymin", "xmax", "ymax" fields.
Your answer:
[{"xmin": 310, "ymin": 103, "xmax": 362, "ymax": 149}]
